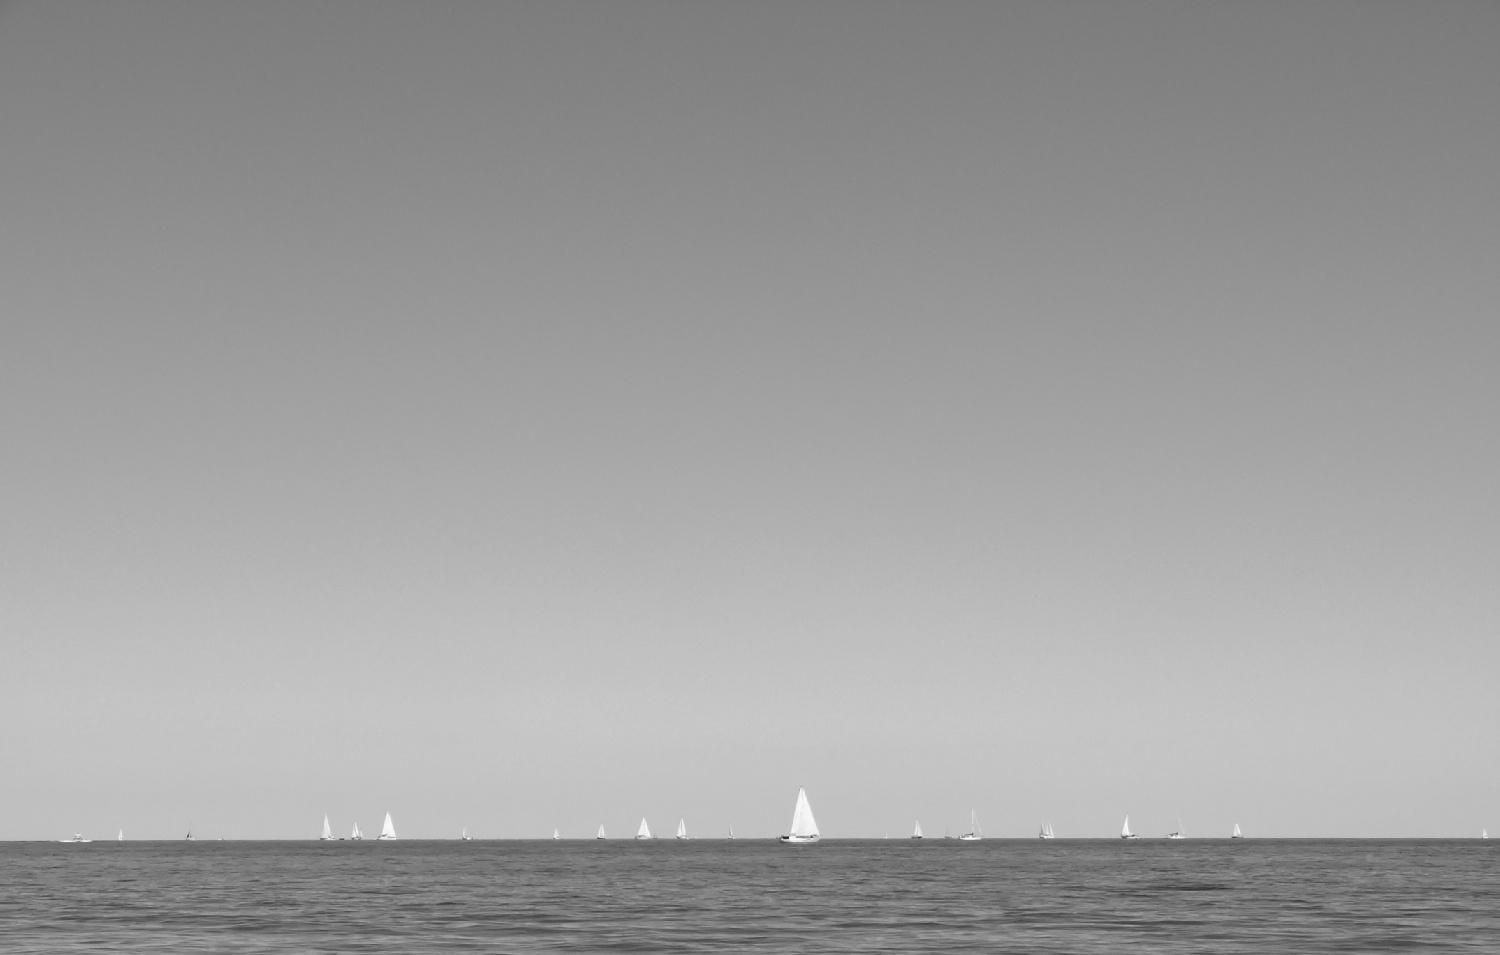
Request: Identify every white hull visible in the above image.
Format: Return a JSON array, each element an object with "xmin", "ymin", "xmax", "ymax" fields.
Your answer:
[
  {"xmin": 59, "ymin": 834, "xmax": 92, "ymax": 843},
  {"xmin": 779, "ymin": 834, "xmax": 820, "ymax": 843},
  {"xmin": 782, "ymin": 787, "xmax": 821, "ymax": 844}
]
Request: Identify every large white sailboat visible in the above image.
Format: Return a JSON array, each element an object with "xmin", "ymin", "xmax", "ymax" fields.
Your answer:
[
  {"xmin": 1166, "ymin": 819, "xmax": 1185, "ymax": 839},
  {"xmin": 378, "ymin": 813, "xmax": 397, "ymax": 841},
  {"xmin": 636, "ymin": 818, "xmax": 652, "ymax": 840},
  {"xmin": 912, "ymin": 820, "xmax": 923, "ymax": 839},
  {"xmin": 1121, "ymin": 815, "xmax": 1138, "ymax": 840},
  {"xmin": 1232, "ymin": 823, "xmax": 1243, "ymax": 839},
  {"xmin": 351, "ymin": 822, "xmax": 363, "ymax": 841},
  {"xmin": 320, "ymin": 815, "xmax": 333, "ymax": 841},
  {"xmin": 596, "ymin": 824, "xmax": 606, "ymax": 840},
  {"xmin": 676, "ymin": 819, "xmax": 689, "ymax": 840},
  {"xmin": 780, "ymin": 787, "xmax": 820, "ymax": 844},
  {"xmin": 959, "ymin": 810, "xmax": 982, "ymax": 841},
  {"xmin": 1039, "ymin": 822, "xmax": 1055, "ymax": 839}
]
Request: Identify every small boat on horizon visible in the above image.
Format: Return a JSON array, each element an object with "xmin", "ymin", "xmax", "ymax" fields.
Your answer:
[
  {"xmin": 320, "ymin": 815, "xmax": 333, "ymax": 841},
  {"xmin": 1039, "ymin": 822, "xmax": 1055, "ymax": 839},
  {"xmin": 377, "ymin": 813, "xmax": 397, "ymax": 841},
  {"xmin": 1232, "ymin": 823, "xmax": 1243, "ymax": 839},
  {"xmin": 596, "ymin": 824, "xmax": 606, "ymax": 840},
  {"xmin": 636, "ymin": 818, "xmax": 652, "ymax": 840},
  {"xmin": 676, "ymin": 819, "xmax": 689, "ymax": 840},
  {"xmin": 553, "ymin": 828, "xmax": 561, "ymax": 840},
  {"xmin": 728, "ymin": 825, "xmax": 735, "ymax": 840},
  {"xmin": 1121, "ymin": 815, "xmax": 1138, "ymax": 840},
  {"xmin": 1166, "ymin": 819, "xmax": 1185, "ymax": 839},
  {"xmin": 959, "ymin": 810, "xmax": 982, "ymax": 841},
  {"xmin": 912, "ymin": 820, "xmax": 923, "ymax": 840},
  {"xmin": 461, "ymin": 827, "xmax": 471, "ymax": 841},
  {"xmin": 780, "ymin": 787, "xmax": 820, "ymax": 844},
  {"xmin": 351, "ymin": 822, "xmax": 364, "ymax": 841},
  {"xmin": 58, "ymin": 833, "xmax": 92, "ymax": 843},
  {"xmin": 118, "ymin": 830, "xmax": 124, "ymax": 842},
  {"xmin": 185, "ymin": 825, "xmax": 196, "ymax": 842}
]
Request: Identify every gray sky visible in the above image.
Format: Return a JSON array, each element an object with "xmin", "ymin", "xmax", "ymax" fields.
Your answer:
[{"xmin": 2, "ymin": 0, "xmax": 1496, "ymax": 840}]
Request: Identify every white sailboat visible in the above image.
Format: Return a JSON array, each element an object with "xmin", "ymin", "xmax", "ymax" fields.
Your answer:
[
  {"xmin": 912, "ymin": 820, "xmax": 923, "ymax": 839},
  {"xmin": 320, "ymin": 815, "xmax": 333, "ymax": 841},
  {"xmin": 1039, "ymin": 822, "xmax": 1055, "ymax": 839},
  {"xmin": 959, "ymin": 810, "xmax": 982, "ymax": 841},
  {"xmin": 377, "ymin": 812, "xmax": 397, "ymax": 840},
  {"xmin": 461, "ymin": 827, "xmax": 471, "ymax": 841},
  {"xmin": 1232, "ymin": 823, "xmax": 1243, "ymax": 839},
  {"xmin": 728, "ymin": 825, "xmax": 735, "ymax": 840},
  {"xmin": 636, "ymin": 818, "xmax": 652, "ymax": 840},
  {"xmin": 1121, "ymin": 815, "xmax": 1138, "ymax": 840},
  {"xmin": 58, "ymin": 833, "xmax": 92, "ymax": 843},
  {"xmin": 185, "ymin": 825, "xmax": 196, "ymax": 842},
  {"xmin": 1482, "ymin": 829, "xmax": 1488, "ymax": 839},
  {"xmin": 351, "ymin": 822, "xmax": 363, "ymax": 841},
  {"xmin": 1166, "ymin": 819, "xmax": 1185, "ymax": 839},
  {"xmin": 553, "ymin": 829, "xmax": 561, "ymax": 840},
  {"xmin": 676, "ymin": 819, "xmax": 689, "ymax": 840},
  {"xmin": 118, "ymin": 830, "xmax": 124, "ymax": 842},
  {"xmin": 779, "ymin": 787, "xmax": 820, "ymax": 844},
  {"xmin": 596, "ymin": 824, "xmax": 606, "ymax": 840}
]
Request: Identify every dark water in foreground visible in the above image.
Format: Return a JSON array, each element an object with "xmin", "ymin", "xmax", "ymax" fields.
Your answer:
[{"xmin": 2, "ymin": 840, "xmax": 1496, "ymax": 953}]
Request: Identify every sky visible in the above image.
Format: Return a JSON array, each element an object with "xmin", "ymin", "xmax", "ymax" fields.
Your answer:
[{"xmin": 1, "ymin": 0, "xmax": 1496, "ymax": 840}]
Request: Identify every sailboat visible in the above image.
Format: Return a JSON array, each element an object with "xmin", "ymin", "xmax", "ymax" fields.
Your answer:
[
  {"xmin": 676, "ymin": 819, "xmax": 689, "ymax": 840},
  {"xmin": 553, "ymin": 829, "xmax": 561, "ymax": 840},
  {"xmin": 118, "ymin": 830, "xmax": 124, "ymax": 842},
  {"xmin": 779, "ymin": 787, "xmax": 820, "ymax": 843},
  {"xmin": 596, "ymin": 824, "xmax": 606, "ymax": 840},
  {"xmin": 1482, "ymin": 829, "xmax": 1488, "ymax": 839},
  {"xmin": 912, "ymin": 820, "xmax": 923, "ymax": 839},
  {"xmin": 1039, "ymin": 823, "xmax": 1055, "ymax": 839},
  {"xmin": 320, "ymin": 815, "xmax": 333, "ymax": 841},
  {"xmin": 959, "ymin": 810, "xmax": 982, "ymax": 841},
  {"xmin": 58, "ymin": 833, "xmax": 92, "ymax": 843},
  {"xmin": 1120, "ymin": 815, "xmax": 1138, "ymax": 840},
  {"xmin": 1232, "ymin": 823, "xmax": 1243, "ymax": 839},
  {"xmin": 461, "ymin": 827, "xmax": 471, "ymax": 841},
  {"xmin": 1166, "ymin": 819, "xmax": 1185, "ymax": 839},
  {"xmin": 728, "ymin": 825, "xmax": 735, "ymax": 840},
  {"xmin": 185, "ymin": 825, "xmax": 196, "ymax": 842},
  {"xmin": 377, "ymin": 813, "xmax": 397, "ymax": 841},
  {"xmin": 351, "ymin": 822, "xmax": 363, "ymax": 841},
  {"xmin": 636, "ymin": 818, "xmax": 652, "ymax": 840}
]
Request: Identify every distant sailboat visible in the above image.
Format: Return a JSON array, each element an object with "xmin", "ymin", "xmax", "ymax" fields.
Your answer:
[
  {"xmin": 118, "ymin": 830, "xmax": 124, "ymax": 842},
  {"xmin": 1121, "ymin": 815, "xmax": 1138, "ymax": 840},
  {"xmin": 461, "ymin": 827, "xmax": 471, "ymax": 841},
  {"xmin": 912, "ymin": 820, "xmax": 923, "ymax": 839},
  {"xmin": 58, "ymin": 833, "xmax": 92, "ymax": 843},
  {"xmin": 1039, "ymin": 823, "xmax": 1055, "ymax": 839},
  {"xmin": 728, "ymin": 825, "xmax": 735, "ymax": 840},
  {"xmin": 351, "ymin": 822, "xmax": 363, "ymax": 841},
  {"xmin": 320, "ymin": 815, "xmax": 333, "ymax": 841},
  {"xmin": 377, "ymin": 813, "xmax": 397, "ymax": 841},
  {"xmin": 636, "ymin": 818, "xmax": 652, "ymax": 840},
  {"xmin": 553, "ymin": 829, "xmax": 561, "ymax": 840},
  {"xmin": 779, "ymin": 787, "xmax": 820, "ymax": 844},
  {"xmin": 676, "ymin": 819, "xmax": 689, "ymax": 840},
  {"xmin": 1232, "ymin": 823, "xmax": 1243, "ymax": 839},
  {"xmin": 596, "ymin": 824, "xmax": 606, "ymax": 840},
  {"xmin": 1482, "ymin": 829, "xmax": 1488, "ymax": 839},
  {"xmin": 959, "ymin": 810, "xmax": 982, "ymax": 841},
  {"xmin": 1166, "ymin": 819, "xmax": 1185, "ymax": 839},
  {"xmin": 185, "ymin": 825, "xmax": 196, "ymax": 842}
]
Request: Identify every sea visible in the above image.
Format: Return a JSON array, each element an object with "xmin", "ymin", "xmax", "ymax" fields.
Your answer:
[{"xmin": 2, "ymin": 839, "xmax": 1495, "ymax": 953}]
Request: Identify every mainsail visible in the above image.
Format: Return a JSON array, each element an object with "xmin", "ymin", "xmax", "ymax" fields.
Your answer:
[
  {"xmin": 320, "ymin": 815, "xmax": 333, "ymax": 841},
  {"xmin": 676, "ymin": 819, "xmax": 688, "ymax": 840},
  {"xmin": 1121, "ymin": 815, "xmax": 1137, "ymax": 839},
  {"xmin": 596, "ymin": 824, "xmax": 606, "ymax": 839},
  {"xmin": 912, "ymin": 820, "xmax": 923, "ymax": 839},
  {"xmin": 636, "ymin": 818, "xmax": 652, "ymax": 840},
  {"xmin": 780, "ymin": 787, "xmax": 820, "ymax": 843},
  {"xmin": 351, "ymin": 822, "xmax": 363, "ymax": 840},
  {"xmin": 378, "ymin": 813, "xmax": 397, "ymax": 840},
  {"xmin": 960, "ymin": 810, "xmax": 982, "ymax": 841}
]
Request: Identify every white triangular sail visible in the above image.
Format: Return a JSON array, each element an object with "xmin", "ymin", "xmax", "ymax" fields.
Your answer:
[
  {"xmin": 462, "ymin": 827, "xmax": 470, "ymax": 841},
  {"xmin": 676, "ymin": 818, "xmax": 688, "ymax": 840},
  {"xmin": 320, "ymin": 815, "xmax": 333, "ymax": 841},
  {"xmin": 780, "ymin": 787, "xmax": 819, "ymax": 843},
  {"xmin": 553, "ymin": 828, "xmax": 561, "ymax": 840},
  {"xmin": 596, "ymin": 824, "xmax": 606, "ymax": 839},
  {"xmin": 636, "ymin": 818, "xmax": 651, "ymax": 839},
  {"xmin": 378, "ymin": 812, "xmax": 397, "ymax": 840},
  {"xmin": 1121, "ymin": 815, "xmax": 1136, "ymax": 839},
  {"xmin": 913, "ymin": 820, "xmax": 923, "ymax": 838},
  {"xmin": 351, "ymin": 822, "xmax": 363, "ymax": 840},
  {"xmin": 1232, "ymin": 823, "xmax": 1242, "ymax": 839},
  {"xmin": 118, "ymin": 830, "xmax": 124, "ymax": 842},
  {"xmin": 728, "ymin": 825, "xmax": 734, "ymax": 840}
]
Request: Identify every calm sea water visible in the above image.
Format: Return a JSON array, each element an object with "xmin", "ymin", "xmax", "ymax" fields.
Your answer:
[{"xmin": 2, "ymin": 839, "xmax": 1495, "ymax": 953}]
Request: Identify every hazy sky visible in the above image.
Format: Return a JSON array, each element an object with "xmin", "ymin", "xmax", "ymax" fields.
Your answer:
[{"xmin": 2, "ymin": 1, "xmax": 1496, "ymax": 840}]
